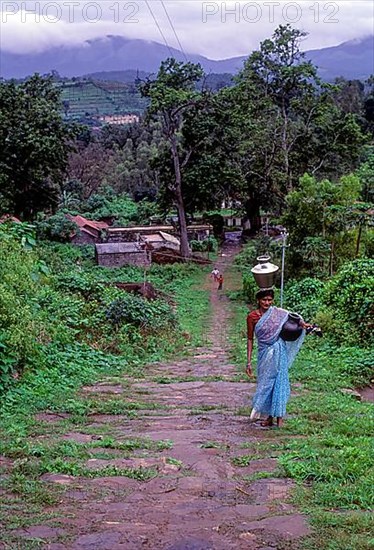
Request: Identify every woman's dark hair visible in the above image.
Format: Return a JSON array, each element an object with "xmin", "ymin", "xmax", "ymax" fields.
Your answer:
[{"xmin": 255, "ymin": 288, "xmax": 275, "ymax": 300}]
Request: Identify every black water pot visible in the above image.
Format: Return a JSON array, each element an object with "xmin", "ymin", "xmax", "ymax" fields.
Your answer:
[{"xmin": 280, "ymin": 312, "xmax": 303, "ymax": 342}]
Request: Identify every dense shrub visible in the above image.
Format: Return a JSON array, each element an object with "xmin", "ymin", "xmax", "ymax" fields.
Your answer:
[
  {"xmin": 0, "ymin": 220, "xmax": 37, "ymax": 249},
  {"xmin": 0, "ymin": 340, "xmax": 17, "ymax": 392},
  {"xmin": 81, "ymin": 191, "xmax": 157, "ymax": 226},
  {"xmin": 54, "ymin": 271, "xmax": 104, "ymax": 299},
  {"xmin": 284, "ymin": 278, "xmax": 325, "ymax": 321},
  {"xmin": 190, "ymin": 237, "xmax": 218, "ymax": 252},
  {"xmin": 235, "ymin": 237, "xmax": 281, "ymax": 270},
  {"xmin": 0, "ymin": 237, "xmax": 44, "ymax": 379},
  {"xmin": 105, "ymin": 294, "xmax": 176, "ymax": 332},
  {"xmin": 337, "ymin": 346, "xmax": 373, "ymax": 387},
  {"xmin": 36, "ymin": 212, "xmax": 78, "ymax": 242},
  {"xmin": 37, "ymin": 242, "xmax": 95, "ymax": 273},
  {"xmin": 363, "ymin": 230, "xmax": 374, "ymax": 258},
  {"xmin": 36, "ymin": 287, "xmax": 87, "ymax": 342},
  {"xmin": 242, "ymin": 273, "xmax": 259, "ymax": 304},
  {"xmin": 322, "ymin": 259, "xmax": 373, "ymax": 344}
]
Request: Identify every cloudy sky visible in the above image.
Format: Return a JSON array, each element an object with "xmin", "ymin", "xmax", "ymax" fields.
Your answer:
[{"xmin": 1, "ymin": 1, "xmax": 373, "ymax": 59}]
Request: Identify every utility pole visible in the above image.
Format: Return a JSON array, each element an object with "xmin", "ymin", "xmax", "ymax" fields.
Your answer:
[{"xmin": 280, "ymin": 230, "xmax": 288, "ymax": 308}]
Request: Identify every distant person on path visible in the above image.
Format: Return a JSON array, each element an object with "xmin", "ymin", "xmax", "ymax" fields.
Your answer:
[
  {"xmin": 217, "ymin": 273, "xmax": 224, "ymax": 291},
  {"xmin": 211, "ymin": 267, "xmax": 220, "ymax": 282},
  {"xmin": 246, "ymin": 288, "xmax": 311, "ymax": 428}
]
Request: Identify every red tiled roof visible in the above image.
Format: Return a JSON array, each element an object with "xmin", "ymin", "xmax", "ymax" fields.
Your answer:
[{"xmin": 69, "ymin": 215, "xmax": 109, "ymax": 231}]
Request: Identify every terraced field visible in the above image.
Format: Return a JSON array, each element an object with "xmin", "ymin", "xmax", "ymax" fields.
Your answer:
[{"xmin": 58, "ymin": 80, "xmax": 148, "ymax": 122}]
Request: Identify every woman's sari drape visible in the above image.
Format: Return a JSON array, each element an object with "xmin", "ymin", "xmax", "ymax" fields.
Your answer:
[{"xmin": 250, "ymin": 306, "xmax": 305, "ymax": 419}]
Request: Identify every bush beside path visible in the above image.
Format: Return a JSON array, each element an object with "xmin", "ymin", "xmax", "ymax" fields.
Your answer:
[{"xmin": 0, "ymin": 245, "xmax": 372, "ymax": 550}]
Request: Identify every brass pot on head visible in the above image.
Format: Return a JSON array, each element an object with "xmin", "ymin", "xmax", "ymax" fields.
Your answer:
[{"xmin": 251, "ymin": 255, "xmax": 279, "ymax": 288}]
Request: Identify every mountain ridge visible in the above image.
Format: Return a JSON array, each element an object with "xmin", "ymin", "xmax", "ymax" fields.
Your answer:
[{"xmin": 1, "ymin": 35, "xmax": 373, "ymax": 81}]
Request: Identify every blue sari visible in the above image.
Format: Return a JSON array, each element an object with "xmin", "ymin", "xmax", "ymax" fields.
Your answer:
[{"xmin": 250, "ymin": 306, "xmax": 305, "ymax": 419}]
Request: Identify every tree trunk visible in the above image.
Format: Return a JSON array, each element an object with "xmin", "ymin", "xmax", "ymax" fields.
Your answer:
[
  {"xmin": 330, "ymin": 240, "xmax": 335, "ymax": 276},
  {"xmin": 355, "ymin": 225, "xmax": 362, "ymax": 258},
  {"xmin": 244, "ymin": 197, "xmax": 261, "ymax": 235},
  {"xmin": 281, "ymin": 103, "xmax": 291, "ymax": 192},
  {"xmin": 170, "ymin": 135, "xmax": 191, "ymax": 258}
]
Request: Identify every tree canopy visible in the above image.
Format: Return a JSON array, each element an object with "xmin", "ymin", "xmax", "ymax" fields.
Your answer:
[{"xmin": 0, "ymin": 75, "xmax": 76, "ymax": 220}]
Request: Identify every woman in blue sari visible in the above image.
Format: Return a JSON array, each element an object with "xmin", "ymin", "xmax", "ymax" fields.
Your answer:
[{"xmin": 246, "ymin": 288, "xmax": 309, "ymax": 428}]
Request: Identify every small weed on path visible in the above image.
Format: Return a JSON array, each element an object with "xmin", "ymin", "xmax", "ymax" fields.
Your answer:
[
  {"xmin": 229, "ymin": 293, "xmax": 374, "ymax": 550},
  {"xmin": 1, "ymin": 252, "xmax": 372, "ymax": 549}
]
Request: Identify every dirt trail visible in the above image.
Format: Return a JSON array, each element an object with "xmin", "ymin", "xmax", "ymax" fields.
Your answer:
[{"xmin": 8, "ymin": 244, "xmax": 310, "ymax": 549}]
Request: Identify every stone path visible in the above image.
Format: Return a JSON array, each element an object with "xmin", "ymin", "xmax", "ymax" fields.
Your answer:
[{"xmin": 3, "ymin": 245, "xmax": 310, "ymax": 549}]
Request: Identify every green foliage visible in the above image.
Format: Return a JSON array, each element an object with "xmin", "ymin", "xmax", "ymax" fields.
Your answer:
[
  {"xmin": 0, "ymin": 75, "xmax": 77, "ymax": 219},
  {"xmin": 323, "ymin": 259, "xmax": 373, "ymax": 344},
  {"xmin": 54, "ymin": 271, "xmax": 103, "ymax": 299},
  {"xmin": 279, "ymin": 436, "xmax": 373, "ymax": 508},
  {"xmin": 356, "ymin": 150, "xmax": 374, "ymax": 203},
  {"xmin": 284, "ymin": 278, "xmax": 325, "ymax": 321},
  {"xmin": 242, "ymin": 274, "xmax": 259, "ymax": 305},
  {"xmin": 363, "ymin": 229, "xmax": 374, "ymax": 257},
  {"xmin": 235, "ymin": 237, "xmax": 281, "ymax": 269},
  {"xmin": 280, "ymin": 343, "xmax": 374, "ymax": 518},
  {"xmin": 283, "ymin": 173, "xmax": 372, "ymax": 275},
  {"xmin": 82, "ymin": 189, "xmax": 140, "ymax": 225},
  {"xmin": 37, "ymin": 242, "xmax": 95, "ymax": 273},
  {"xmin": 297, "ymin": 236, "xmax": 331, "ymax": 277},
  {"xmin": 140, "ymin": 58, "xmax": 204, "ymax": 113},
  {"xmin": 105, "ymin": 294, "xmax": 176, "ymax": 331},
  {"xmin": 36, "ymin": 287, "xmax": 86, "ymax": 343},
  {"xmin": 336, "ymin": 347, "xmax": 373, "ymax": 387},
  {"xmin": 141, "ymin": 58, "xmax": 217, "ymax": 257},
  {"xmin": 0, "ymin": 340, "xmax": 17, "ymax": 392},
  {"xmin": 0, "ymin": 235, "xmax": 44, "ymax": 374},
  {"xmin": 58, "ymin": 78, "xmax": 148, "ymax": 121},
  {"xmin": 0, "ymin": 240, "xmax": 210, "ymax": 392},
  {"xmin": 232, "ymin": 25, "xmax": 367, "ymax": 232},
  {"xmin": 190, "ymin": 237, "xmax": 218, "ymax": 252},
  {"xmin": 0, "ymin": 220, "xmax": 37, "ymax": 249},
  {"xmin": 36, "ymin": 212, "xmax": 78, "ymax": 242}
]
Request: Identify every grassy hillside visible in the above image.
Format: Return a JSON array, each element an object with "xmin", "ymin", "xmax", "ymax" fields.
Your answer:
[
  {"xmin": 57, "ymin": 79, "xmax": 148, "ymax": 124},
  {"xmin": 55, "ymin": 72, "xmax": 234, "ymax": 124}
]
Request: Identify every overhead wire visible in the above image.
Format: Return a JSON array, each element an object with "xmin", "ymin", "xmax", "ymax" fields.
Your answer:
[
  {"xmin": 159, "ymin": 0, "xmax": 188, "ymax": 62},
  {"xmin": 144, "ymin": 0, "xmax": 175, "ymax": 58}
]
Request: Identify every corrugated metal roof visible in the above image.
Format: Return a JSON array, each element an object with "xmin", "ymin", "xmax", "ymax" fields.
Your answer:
[
  {"xmin": 159, "ymin": 231, "xmax": 180, "ymax": 245},
  {"xmin": 107, "ymin": 226, "xmax": 172, "ymax": 233}
]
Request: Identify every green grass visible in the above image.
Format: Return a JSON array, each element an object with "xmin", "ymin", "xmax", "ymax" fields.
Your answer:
[
  {"xmin": 232, "ymin": 454, "xmax": 260, "ymax": 467},
  {"xmin": 0, "ymin": 261, "xmax": 211, "ymax": 546},
  {"xmin": 241, "ymin": 471, "xmax": 281, "ymax": 481},
  {"xmin": 229, "ymin": 295, "xmax": 374, "ymax": 549}
]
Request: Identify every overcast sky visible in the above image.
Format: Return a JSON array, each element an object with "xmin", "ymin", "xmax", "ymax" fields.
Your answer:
[{"xmin": 1, "ymin": 1, "xmax": 373, "ymax": 59}]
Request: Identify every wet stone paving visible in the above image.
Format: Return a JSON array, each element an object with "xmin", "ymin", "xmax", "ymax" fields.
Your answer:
[{"xmin": 1, "ymin": 249, "xmax": 311, "ymax": 549}]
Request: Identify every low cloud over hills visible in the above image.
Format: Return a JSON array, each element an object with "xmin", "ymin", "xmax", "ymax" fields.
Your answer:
[{"xmin": 1, "ymin": 35, "xmax": 373, "ymax": 81}]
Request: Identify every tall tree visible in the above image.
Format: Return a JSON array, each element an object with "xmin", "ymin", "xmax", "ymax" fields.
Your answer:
[
  {"xmin": 0, "ymin": 75, "xmax": 76, "ymax": 220},
  {"xmin": 153, "ymin": 88, "xmax": 243, "ymax": 218},
  {"xmin": 140, "ymin": 59, "xmax": 204, "ymax": 258},
  {"xmin": 66, "ymin": 141, "xmax": 114, "ymax": 200},
  {"xmin": 232, "ymin": 25, "xmax": 367, "ymax": 232}
]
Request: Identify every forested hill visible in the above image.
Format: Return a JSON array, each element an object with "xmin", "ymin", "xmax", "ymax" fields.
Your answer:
[
  {"xmin": 1, "ymin": 35, "xmax": 373, "ymax": 81},
  {"xmin": 84, "ymin": 70, "xmax": 234, "ymax": 90}
]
